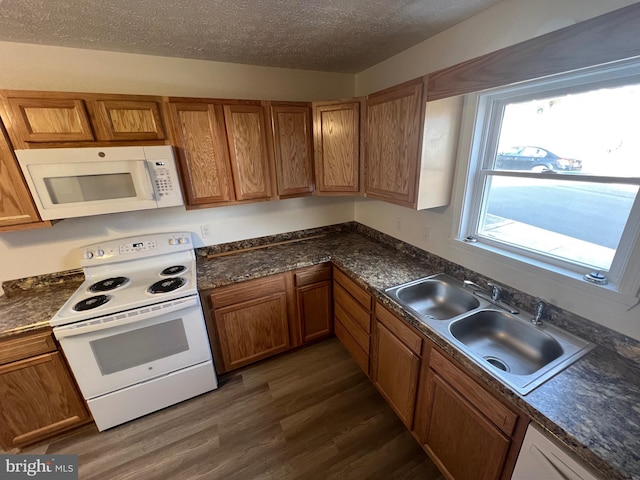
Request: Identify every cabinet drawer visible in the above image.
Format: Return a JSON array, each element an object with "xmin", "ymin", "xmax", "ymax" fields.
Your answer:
[
  {"xmin": 335, "ymin": 302, "xmax": 369, "ymax": 354},
  {"xmin": 0, "ymin": 330, "xmax": 57, "ymax": 366},
  {"xmin": 375, "ymin": 303, "xmax": 422, "ymax": 355},
  {"xmin": 209, "ymin": 274, "xmax": 286, "ymax": 308},
  {"xmin": 430, "ymin": 349, "xmax": 518, "ymax": 436},
  {"xmin": 294, "ymin": 263, "xmax": 331, "ymax": 287},
  {"xmin": 334, "ymin": 283, "xmax": 371, "ymax": 334},
  {"xmin": 335, "ymin": 319, "xmax": 369, "ymax": 375},
  {"xmin": 334, "ymin": 268, "xmax": 371, "ymax": 311}
]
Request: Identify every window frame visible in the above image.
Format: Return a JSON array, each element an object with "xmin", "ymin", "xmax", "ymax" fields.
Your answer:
[{"xmin": 453, "ymin": 58, "xmax": 640, "ymax": 300}]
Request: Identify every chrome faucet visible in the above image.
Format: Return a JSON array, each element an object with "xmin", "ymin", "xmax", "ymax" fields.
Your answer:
[
  {"xmin": 531, "ymin": 299, "xmax": 547, "ymax": 326},
  {"xmin": 463, "ymin": 280, "xmax": 519, "ymax": 314}
]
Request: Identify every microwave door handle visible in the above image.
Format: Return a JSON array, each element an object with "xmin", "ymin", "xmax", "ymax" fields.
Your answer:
[{"xmin": 140, "ymin": 160, "xmax": 157, "ymax": 201}]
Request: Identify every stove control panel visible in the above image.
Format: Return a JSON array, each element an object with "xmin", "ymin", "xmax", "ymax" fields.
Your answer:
[
  {"xmin": 120, "ymin": 240, "xmax": 157, "ymax": 255},
  {"xmin": 79, "ymin": 232, "xmax": 194, "ymax": 266}
]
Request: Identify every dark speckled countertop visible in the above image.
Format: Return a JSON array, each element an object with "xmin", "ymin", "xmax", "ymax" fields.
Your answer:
[
  {"xmin": 2, "ymin": 224, "xmax": 639, "ymax": 479},
  {"xmin": 197, "ymin": 226, "xmax": 640, "ymax": 480}
]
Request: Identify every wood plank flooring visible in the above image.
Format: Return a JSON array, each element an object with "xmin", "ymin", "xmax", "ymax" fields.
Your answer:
[{"xmin": 20, "ymin": 338, "xmax": 444, "ymax": 480}]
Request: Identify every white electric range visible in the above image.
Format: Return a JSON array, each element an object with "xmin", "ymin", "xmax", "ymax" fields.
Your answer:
[{"xmin": 51, "ymin": 232, "xmax": 217, "ymax": 431}]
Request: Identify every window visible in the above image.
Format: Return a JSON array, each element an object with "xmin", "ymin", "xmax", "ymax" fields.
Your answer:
[{"xmin": 458, "ymin": 59, "xmax": 640, "ymax": 294}]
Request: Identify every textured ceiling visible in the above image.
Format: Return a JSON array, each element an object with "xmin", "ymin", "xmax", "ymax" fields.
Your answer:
[{"xmin": 0, "ymin": 0, "xmax": 503, "ymax": 73}]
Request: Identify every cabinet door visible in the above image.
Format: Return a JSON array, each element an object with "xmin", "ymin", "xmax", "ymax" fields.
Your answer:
[
  {"xmin": 0, "ymin": 120, "xmax": 48, "ymax": 231},
  {"xmin": 94, "ymin": 99, "xmax": 165, "ymax": 141},
  {"xmin": 366, "ymin": 78, "xmax": 423, "ymax": 206},
  {"xmin": 223, "ymin": 104, "xmax": 275, "ymax": 201},
  {"xmin": 372, "ymin": 320, "xmax": 421, "ymax": 429},
  {"xmin": 214, "ymin": 293, "xmax": 290, "ymax": 371},
  {"xmin": 0, "ymin": 352, "xmax": 90, "ymax": 450},
  {"xmin": 271, "ymin": 103, "xmax": 314, "ymax": 197},
  {"xmin": 7, "ymin": 97, "xmax": 94, "ymax": 142},
  {"xmin": 297, "ymin": 280, "xmax": 332, "ymax": 344},
  {"xmin": 423, "ymin": 370, "xmax": 511, "ymax": 480},
  {"xmin": 313, "ymin": 100, "xmax": 361, "ymax": 194},
  {"xmin": 168, "ymin": 102, "xmax": 235, "ymax": 205}
]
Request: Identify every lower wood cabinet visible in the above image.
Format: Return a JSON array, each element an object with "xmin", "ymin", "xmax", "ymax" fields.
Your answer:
[
  {"xmin": 207, "ymin": 274, "xmax": 290, "ymax": 373},
  {"xmin": 332, "ymin": 267, "xmax": 372, "ymax": 376},
  {"xmin": 294, "ymin": 263, "xmax": 332, "ymax": 344},
  {"xmin": 414, "ymin": 348, "xmax": 527, "ymax": 480},
  {"xmin": 203, "ymin": 264, "xmax": 333, "ymax": 374},
  {"xmin": 0, "ymin": 330, "xmax": 90, "ymax": 450},
  {"xmin": 371, "ymin": 303, "xmax": 422, "ymax": 429}
]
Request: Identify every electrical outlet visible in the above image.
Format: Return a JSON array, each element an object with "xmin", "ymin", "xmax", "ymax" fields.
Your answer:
[
  {"xmin": 200, "ymin": 225, "xmax": 212, "ymax": 238},
  {"xmin": 423, "ymin": 226, "xmax": 431, "ymax": 242},
  {"xmin": 395, "ymin": 217, "xmax": 403, "ymax": 232}
]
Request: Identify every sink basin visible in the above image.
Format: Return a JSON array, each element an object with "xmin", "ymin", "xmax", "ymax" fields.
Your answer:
[
  {"xmin": 448, "ymin": 309, "xmax": 594, "ymax": 394},
  {"xmin": 449, "ymin": 310, "xmax": 564, "ymax": 375},
  {"xmin": 385, "ymin": 274, "xmax": 480, "ymax": 320}
]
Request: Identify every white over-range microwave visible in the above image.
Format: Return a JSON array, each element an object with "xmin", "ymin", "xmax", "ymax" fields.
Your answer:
[{"xmin": 16, "ymin": 145, "xmax": 184, "ymax": 220}]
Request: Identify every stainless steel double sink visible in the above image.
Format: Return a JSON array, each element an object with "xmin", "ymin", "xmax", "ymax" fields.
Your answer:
[{"xmin": 385, "ymin": 274, "xmax": 594, "ymax": 395}]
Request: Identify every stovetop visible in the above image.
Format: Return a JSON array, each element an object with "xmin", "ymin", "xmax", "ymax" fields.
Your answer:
[{"xmin": 50, "ymin": 232, "xmax": 198, "ymax": 327}]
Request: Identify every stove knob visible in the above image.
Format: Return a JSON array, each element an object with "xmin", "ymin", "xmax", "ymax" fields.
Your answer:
[
  {"xmin": 83, "ymin": 251, "xmax": 94, "ymax": 259},
  {"xmin": 169, "ymin": 238, "xmax": 178, "ymax": 245},
  {"xmin": 96, "ymin": 249, "xmax": 105, "ymax": 257},
  {"xmin": 179, "ymin": 237, "xmax": 188, "ymax": 244}
]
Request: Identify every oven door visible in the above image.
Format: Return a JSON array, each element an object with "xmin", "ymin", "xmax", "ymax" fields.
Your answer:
[{"xmin": 54, "ymin": 296, "xmax": 212, "ymax": 400}]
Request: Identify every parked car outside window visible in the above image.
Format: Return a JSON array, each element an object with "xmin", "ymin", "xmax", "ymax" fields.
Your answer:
[{"xmin": 495, "ymin": 146, "xmax": 582, "ymax": 172}]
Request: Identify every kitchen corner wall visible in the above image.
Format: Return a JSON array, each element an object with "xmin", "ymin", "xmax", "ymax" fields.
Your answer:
[
  {"xmin": 0, "ymin": 42, "xmax": 355, "ymax": 288},
  {"xmin": 353, "ymin": 0, "xmax": 640, "ymax": 341}
]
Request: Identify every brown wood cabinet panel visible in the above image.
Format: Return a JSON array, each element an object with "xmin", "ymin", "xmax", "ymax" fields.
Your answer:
[
  {"xmin": 313, "ymin": 100, "xmax": 362, "ymax": 194},
  {"xmin": 0, "ymin": 330, "xmax": 56, "ymax": 366},
  {"xmin": 297, "ymin": 280, "xmax": 332, "ymax": 344},
  {"xmin": 0, "ymin": 120, "xmax": 48, "ymax": 231},
  {"xmin": 333, "ymin": 283, "xmax": 371, "ymax": 335},
  {"xmin": 270, "ymin": 103, "xmax": 314, "ymax": 197},
  {"xmin": 0, "ymin": 352, "xmax": 90, "ymax": 450},
  {"xmin": 372, "ymin": 321, "xmax": 420, "ymax": 429},
  {"xmin": 95, "ymin": 99, "xmax": 165, "ymax": 141},
  {"xmin": 375, "ymin": 303, "xmax": 422, "ymax": 355},
  {"xmin": 214, "ymin": 292, "xmax": 290, "ymax": 371},
  {"xmin": 426, "ymin": 3, "xmax": 640, "ymax": 101},
  {"xmin": 294, "ymin": 263, "xmax": 331, "ymax": 287},
  {"xmin": 334, "ymin": 319, "xmax": 369, "ymax": 376},
  {"xmin": 333, "ymin": 268, "xmax": 371, "ymax": 312},
  {"xmin": 209, "ymin": 274, "xmax": 287, "ymax": 309},
  {"xmin": 366, "ymin": 79, "xmax": 423, "ymax": 206},
  {"xmin": 423, "ymin": 371, "xmax": 511, "ymax": 480},
  {"xmin": 334, "ymin": 302, "xmax": 370, "ymax": 354},
  {"xmin": 167, "ymin": 102, "xmax": 234, "ymax": 206},
  {"xmin": 429, "ymin": 349, "xmax": 517, "ymax": 436},
  {"xmin": 6, "ymin": 97, "xmax": 94, "ymax": 143},
  {"xmin": 223, "ymin": 104, "xmax": 274, "ymax": 201}
]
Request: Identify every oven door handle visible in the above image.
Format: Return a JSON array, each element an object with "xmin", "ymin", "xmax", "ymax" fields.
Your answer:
[{"xmin": 53, "ymin": 296, "xmax": 200, "ymax": 338}]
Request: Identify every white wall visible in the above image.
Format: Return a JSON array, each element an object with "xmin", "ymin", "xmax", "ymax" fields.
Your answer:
[
  {"xmin": 0, "ymin": 43, "xmax": 355, "ymax": 288},
  {"xmin": 354, "ymin": 0, "xmax": 640, "ymax": 341}
]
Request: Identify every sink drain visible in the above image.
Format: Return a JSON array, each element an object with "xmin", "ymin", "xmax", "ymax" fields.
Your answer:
[{"xmin": 484, "ymin": 356, "xmax": 510, "ymax": 372}]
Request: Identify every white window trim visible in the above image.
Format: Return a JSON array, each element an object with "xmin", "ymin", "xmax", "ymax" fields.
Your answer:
[{"xmin": 450, "ymin": 59, "xmax": 640, "ymax": 306}]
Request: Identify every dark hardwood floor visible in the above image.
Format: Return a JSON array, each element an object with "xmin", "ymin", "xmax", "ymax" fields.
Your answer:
[{"xmin": 22, "ymin": 338, "xmax": 444, "ymax": 479}]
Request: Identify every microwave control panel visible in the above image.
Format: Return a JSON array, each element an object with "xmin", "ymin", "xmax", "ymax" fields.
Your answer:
[{"xmin": 151, "ymin": 162, "xmax": 176, "ymax": 198}]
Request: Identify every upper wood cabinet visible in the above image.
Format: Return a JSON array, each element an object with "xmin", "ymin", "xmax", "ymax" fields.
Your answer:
[
  {"xmin": 270, "ymin": 102, "xmax": 314, "ymax": 198},
  {"xmin": 0, "ymin": 118, "xmax": 49, "ymax": 232},
  {"xmin": 223, "ymin": 103, "xmax": 276, "ymax": 201},
  {"xmin": 167, "ymin": 99, "xmax": 277, "ymax": 208},
  {"xmin": 0, "ymin": 90, "xmax": 167, "ymax": 148},
  {"xmin": 365, "ymin": 78, "xmax": 463, "ymax": 210},
  {"xmin": 167, "ymin": 102, "xmax": 234, "ymax": 206},
  {"xmin": 366, "ymin": 78, "xmax": 423, "ymax": 206},
  {"xmin": 313, "ymin": 99, "xmax": 363, "ymax": 195}
]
